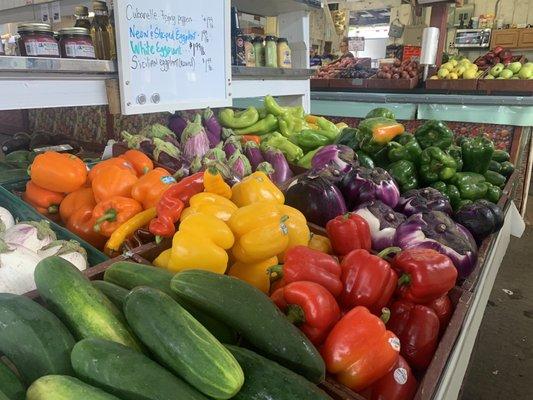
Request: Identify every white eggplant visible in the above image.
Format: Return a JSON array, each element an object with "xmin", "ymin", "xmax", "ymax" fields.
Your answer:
[
  {"xmin": 0, "ymin": 206, "xmax": 15, "ymax": 232},
  {"xmin": 38, "ymin": 240, "xmax": 88, "ymax": 271},
  {"xmin": 0, "ymin": 239, "xmax": 43, "ymax": 295},
  {"xmin": 3, "ymin": 220, "xmax": 56, "ymax": 252}
]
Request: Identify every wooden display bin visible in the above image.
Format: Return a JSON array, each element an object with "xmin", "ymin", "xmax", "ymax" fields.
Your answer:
[
  {"xmin": 366, "ymin": 75, "xmax": 419, "ymax": 90},
  {"xmin": 425, "ymin": 78, "xmax": 479, "ymax": 91},
  {"xmin": 477, "ymin": 75, "xmax": 533, "ymax": 94},
  {"xmin": 328, "ymin": 78, "xmax": 368, "ymax": 90},
  {"xmin": 311, "ymin": 79, "xmax": 331, "ymax": 89}
]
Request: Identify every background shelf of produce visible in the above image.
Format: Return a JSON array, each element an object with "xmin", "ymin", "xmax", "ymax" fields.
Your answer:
[{"xmin": 231, "ymin": 0, "xmax": 321, "ymax": 16}]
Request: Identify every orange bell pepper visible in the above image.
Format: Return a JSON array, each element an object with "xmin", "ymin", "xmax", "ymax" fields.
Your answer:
[
  {"xmin": 321, "ymin": 306, "xmax": 400, "ymax": 392},
  {"xmin": 59, "ymin": 187, "xmax": 96, "ymax": 223},
  {"xmin": 21, "ymin": 193, "xmax": 59, "ymax": 222},
  {"xmin": 120, "ymin": 149, "xmax": 154, "ymax": 176},
  {"xmin": 67, "ymin": 207, "xmax": 108, "ymax": 249},
  {"xmin": 92, "ymin": 165, "xmax": 138, "ymax": 203},
  {"xmin": 93, "ymin": 196, "xmax": 143, "ymax": 237},
  {"xmin": 131, "ymin": 167, "xmax": 175, "ymax": 209},
  {"xmin": 30, "ymin": 151, "xmax": 87, "ymax": 193},
  {"xmin": 240, "ymin": 135, "xmax": 261, "ymax": 145},
  {"xmin": 88, "ymin": 157, "xmax": 135, "ymax": 182},
  {"xmin": 25, "ymin": 181, "xmax": 65, "ymax": 214}
]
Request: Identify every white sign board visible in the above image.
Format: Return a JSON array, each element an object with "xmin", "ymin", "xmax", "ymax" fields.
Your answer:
[
  {"xmin": 115, "ymin": 0, "xmax": 231, "ymax": 115},
  {"xmin": 349, "ymin": 37, "xmax": 365, "ymax": 52}
]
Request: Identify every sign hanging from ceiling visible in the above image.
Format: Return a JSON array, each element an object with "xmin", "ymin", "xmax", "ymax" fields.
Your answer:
[{"xmin": 114, "ymin": 0, "xmax": 231, "ymax": 115}]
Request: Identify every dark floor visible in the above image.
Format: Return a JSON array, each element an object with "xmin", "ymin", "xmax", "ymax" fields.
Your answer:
[{"xmin": 460, "ymin": 198, "xmax": 533, "ymax": 400}]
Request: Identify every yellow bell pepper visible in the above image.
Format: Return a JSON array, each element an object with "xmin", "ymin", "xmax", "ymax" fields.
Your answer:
[
  {"xmin": 231, "ymin": 171, "xmax": 284, "ymax": 207},
  {"xmin": 180, "ymin": 192, "xmax": 238, "ymax": 222},
  {"xmin": 203, "ymin": 167, "xmax": 232, "ymax": 199},
  {"xmin": 167, "ymin": 213, "xmax": 234, "ymax": 274},
  {"xmin": 308, "ymin": 233, "xmax": 332, "ymax": 254},
  {"xmin": 153, "ymin": 248, "xmax": 172, "ymax": 268},
  {"xmin": 336, "ymin": 122, "xmax": 349, "ymax": 130},
  {"xmin": 228, "ymin": 256, "xmax": 278, "ymax": 294},
  {"xmin": 228, "ymin": 202, "xmax": 281, "ymax": 238},
  {"xmin": 276, "ymin": 205, "xmax": 310, "ymax": 262}
]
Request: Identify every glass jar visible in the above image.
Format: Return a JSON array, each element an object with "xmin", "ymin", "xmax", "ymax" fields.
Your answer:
[
  {"xmin": 107, "ymin": 0, "xmax": 117, "ymax": 60},
  {"xmin": 234, "ymin": 32, "xmax": 246, "ymax": 66},
  {"xmin": 91, "ymin": 1, "xmax": 111, "ymax": 60},
  {"xmin": 74, "ymin": 6, "xmax": 91, "ymax": 30},
  {"xmin": 244, "ymin": 36, "xmax": 255, "ymax": 67},
  {"xmin": 17, "ymin": 23, "xmax": 60, "ymax": 58},
  {"xmin": 59, "ymin": 27, "xmax": 96, "ymax": 59},
  {"xmin": 277, "ymin": 38, "xmax": 292, "ymax": 68},
  {"xmin": 264, "ymin": 35, "xmax": 278, "ymax": 68},
  {"xmin": 253, "ymin": 36, "xmax": 264, "ymax": 67}
]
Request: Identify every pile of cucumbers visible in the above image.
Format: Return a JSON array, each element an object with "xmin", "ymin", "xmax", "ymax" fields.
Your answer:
[{"xmin": 0, "ymin": 257, "xmax": 331, "ymax": 400}]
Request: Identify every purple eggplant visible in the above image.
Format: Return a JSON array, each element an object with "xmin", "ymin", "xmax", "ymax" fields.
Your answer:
[
  {"xmin": 152, "ymin": 138, "xmax": 189, "ymax": 177},
  {"xmin": 257, "ymin": 161, "xmax": 275, "ymax": 180},
  {"xmin": 394, "ymin": 210, "xmax": 478, "ymax": 278},
  {"xmin": 228, "ymin": 150, "xmax": 252, "ymax": 180},
  {"xmin": 202, "ymin": 144, "xmax": 227, "ymax": 165},
  {"xmin": 263, "ymin": 147, "xmax": 294, "ymax": 185},
  {"xmin": 311, "ymin": 144, "xmax": 355, "ymax": 173},
  {"xmin": 222, "ymin": 135, "xmax": 243, "ymax": 159},
  {"xmin": 168, "ymin": 111, "xmax": 189, "ymax": 138},
  {"xmin": 243, "ymin": 141, "xmax": 265, "ymax": 171},
  {"xmin": 338, "ymin": 166, "xmax": 400, "ymax": 210},
  {"xmin": 354, "ymin": 200, "xmax": 406, "ymax": 251},
  {"xmin": 454, "ymin": 200, "xmax": 504, "ymax": 244},
  {"xmin": 181, "ymin": 114, "xmax": 210, "ymax": 163},
  {"xmin": 121, "ymin": 131, "xmax": 154, "ymax": 154},
  {"xmin": 284, "ymin": 172, "xmax": 347, "ymax": 227},
  {"xmin": 202, "ymin": 108, "xmax": 222, "ymax": 148},
  {"xmin": 396, "ymin": 187, "xmax": 452, "ymax": 217}
]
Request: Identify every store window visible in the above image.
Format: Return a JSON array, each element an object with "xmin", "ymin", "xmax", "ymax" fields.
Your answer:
[{"xmin": 348, "ymin": 8, "xmax": 391, "ymax": 63}]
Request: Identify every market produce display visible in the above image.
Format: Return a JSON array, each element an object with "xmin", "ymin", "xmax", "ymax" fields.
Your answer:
[
  {"xmin": 430, "ymin": 56, "xmax": 481, "ymax": 80},
  {"xmin": 375, "ymin": 59, "xmax": 420, "ymax": 80},
  {"xmin": 313, "ymin": 57, "xmax": 361, "ymax": 79},
  {"xmin": 474, "ymin": 46, "xmax": 521, "ymax": 70}
]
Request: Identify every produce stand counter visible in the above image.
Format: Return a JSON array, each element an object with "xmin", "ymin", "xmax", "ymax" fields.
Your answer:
[{"xmin": 310, "ymin": 89, "xmax": 530, "ymax": 399}]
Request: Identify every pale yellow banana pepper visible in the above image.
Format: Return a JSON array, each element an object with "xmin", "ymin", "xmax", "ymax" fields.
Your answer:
[
  {"xmin": 231, "ymin": 171, "xmax": 284, "ymax": 207},
  {"xmin": 180, "ymin": 192, "xmax": 238, "ymax": 222},
  {"xmin": 308, "ymin": 233, "xmax": 332, "ymax": 254},
  {"xmin": 228, "ymin": 256, "xmax": 278, "ymax": 294}
]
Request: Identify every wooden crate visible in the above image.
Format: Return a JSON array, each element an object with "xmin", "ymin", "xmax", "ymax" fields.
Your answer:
[
  {"xmin": 328, "ymin": 78, "xmax": 368, "ymax": 90},
  {"xmin": 366, "ymin": 76, "xmax": 419, "ymax": 90},
  {"xmin": 425, "ymin": 78, "xmax": 479, "ymax": 91},
  {"xmin": 311, "ymin": 79, "xmax": 331, "ymax": 89},
  {"xmin": 477, "ymin": 76, "xmax": 533, "ymax": 94}
]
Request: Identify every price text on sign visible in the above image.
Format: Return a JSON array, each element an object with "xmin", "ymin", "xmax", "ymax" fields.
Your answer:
[{"xmin": 115, "ymin": 0, "xmax": 231, "ymax": 115}]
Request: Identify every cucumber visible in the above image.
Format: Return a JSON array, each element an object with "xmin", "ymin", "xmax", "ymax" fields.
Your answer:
[
  {"xmin": 488, "ymin": 160, "xmax": 502, "ymax": 173},
  {"xmin": 484, "ymin": 170, "xmax": 506, "ymax": 188},
  {"xmin": 104, "ymin": 261, "xmax": 237, "ymax": 344},
  {"xmin": 0, "ymin": 360, "xmax": 25, "ymax": 400},
  {"xmin": 124, "ymin": 287, "xmax": 244, "ymax": 399},
  {"xmin": 34, "ymin": 256, "xmax": 141, "ymax": 351},
  {"xmin": 171, "ymin": 270, "xmax": 325, "ymax": 383},
  {"xmin": 92, "ymin": 281, "xmax": 129, "ymax": 309},
  {"xmin": 0, "ymin": 169, "xmax": 28, "ymax": 185},
  {"xmin": 27, "ymin": 376, "xmax": 121, "ymax": 400},
  {"xmin": 0, "ymin": 293, "xmax": 74, "ymax": 385},
  {"xmin": 71, "ymin": 338, "xmax": 209, "ymax": 400},
  {"xmin": 492, "ymin": 149, "xmax": 510, "ymax": 163},
  {"xmin": 500, "ymin": 161, "xmax": 515, "ymax": 177},
  {"xmin": 0, "ymin": 391, "xmax": 9, "ymax": 400},
  {"xmin": 226, "ymin": 345, "xmax": 332, "ymax": 400}
]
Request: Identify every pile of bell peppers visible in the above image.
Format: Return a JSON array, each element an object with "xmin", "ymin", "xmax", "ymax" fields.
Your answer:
[
  {"xmin": 335, "ymin": 108, "xmax": 515, "ymax": 210},
  {"xmin": 262, "ymin": 210, "xmax": 460, "ymax": 399},
  {"xmin": 26, "ymin": 150, "xmax": 178, "ymax": 253},
  {"xmin": 218, "ymin": 95, "xmax": 346, "ymax": 167}
]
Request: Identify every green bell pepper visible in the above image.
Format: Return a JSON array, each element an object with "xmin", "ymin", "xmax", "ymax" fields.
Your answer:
[
  {"xmin": 488, "ymin": 160, "xmax": 502, "ymax": 173},
  {"xmin": 261, "ymin": 132, "xmax": 304, "ymax": 162},
  {"xmin": 365, "ymin": 107, "xmax": 395, "ymax": 120},
  {"xmin": 219, "ymin": 107, "xmax": 259, "ymax": 129},
  {"xmin": 387, "ymin": 139, "xmax": 422, "ymax": 164},
  {"xmin": 234, "ymin": 114, "xmax": 278, "ymax": 135},
  {"xmin": 297, "ymin": 147, "xmax": 324, "ymax": 169},
  {"xmin": 388, "ymin": 160, "xmax": 418, "ymax": 192},
  {"xmin": 484, "ymin": 170, "xmax": 506, "ymax": 188},
  {"xmin": 419, "ymin": 146, "xmax": 457, "ymax": 183},
  {"xmin": 356, "ymin": 150, "xmax": 375, "ymax": 169},
  {"xmin": 485, "ymin": 183, "xmax": 503, "ymax": 203},
  {"xmin": 414, "ymin": 120, "xmax": 454, "ymax": 150},
  {"xmin": 448, "ymin": 145, "xmax": 463, "ymax": 172},
  {"xmin": 431, "ymin": 181, "xmax": 461, "ymax": 210},
  {"xmin": 335, "ymin": 128, "xmax": 359, "ymax": 150},
  {"xmin": 500, "ymin": 161, "xmax": 515, "ymax": 177},
  {"xmin": 461, "ymin": 136, "xmax": 495, "ymax": 174},
  {"xmin": 451, "ymin": 172, "xmax": 489, "ymax": 200},
  {"xmin": 492, "ymin": 149, "xmax": 510, "ymax": 163},
  {"xmin": 296, "ymin": 130, "xmax": 332, "ymax": 151}
]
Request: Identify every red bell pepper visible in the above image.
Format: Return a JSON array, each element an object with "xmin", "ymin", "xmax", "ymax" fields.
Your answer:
[
  {"xmin": 269, "ymin": 246, "xmax": 342, "ymax": 298},
  {"xmin": 148, "ymin": 172, "xmax": 204, "ymax": 238},
  {"xmin": 426, "ymin": 294, "xmax": 453, "ymax": 336},
  {"xmin": 387, "ymin": 300, "xmax": 440, "ymax": 371},
  {"xmin": 271, "ymin": 281, "xmax": 340, "ymax": 346},
  {"xmin": 326, "ymin": 213, "xmax": 371, "ymax": 256},
  {"xmin": 340, "ymin": 247, "xmax": 399, "ymax": 314},
  {"xmin": 370, "ymin": 355, "xmax": 418, "ymax": 400},
  {"xmin": 321, "ymin": 306, "xmax": 400, "ymax": 392},
  {"xmin": 393, "ymin": 248, "xmax": 457, "ymax": 304}
]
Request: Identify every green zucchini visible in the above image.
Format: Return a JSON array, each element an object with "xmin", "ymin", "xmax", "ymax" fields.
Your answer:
[
  {"xmin": 71, "ymin": 338, "xmax": 209, "ymax": 400},
  {"xmin": 27, "ymin": 376, "xmax": 121, "ymax": 400},
  {"xmin": 4, "ymin": 150, "xmax": 30, "ymax": 168},
  {"xmin": 0, "ymin": 360, "xmax": 25, "ymax": 400},
  {"xmin": 124, "ymin": 287, "xmax": 244, "ymax": 399},
  {"xmin": 500, "ymin": 161, "xmax": 515, "ymax": 177},
  {"xmin": 104, "ymin": 261, "xmax": 237, "ymax": 344},
  {"xmin": 484, "ymin": 170, "xmax": 506, "ymax": 188},
  {"xmin": 34, "ymin": 256, "xmax": 142, "ymax": 351},
  {"xmin": 0, "ymin": 391, "xmax": 10, "ymax": 400},
  {"xmin": 0, "ymin": 169, "xmax": 28, "ymax": 184},
  {"xmin": 0, "ymin": 293, "xmax": 74, "ymax": 385},
  {"xmin": 171, "ymin": 270, "xmax": 325, "ymax": 383},
  {"xmin": 488, "ymin": 160, "xmax": 502, "ymax": 173},
  {"xmin": 227, "ymin": 345, "xmax": 332, "ymax": 400},
  {"xmin": 92, "ymin": 281, "xmax": 129, "ymax": 309},
  {"xmin": 492, "ymin": 149, "xmax": 510, "ymax": 162}
]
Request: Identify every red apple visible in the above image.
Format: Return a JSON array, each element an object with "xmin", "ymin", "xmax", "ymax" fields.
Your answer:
[{"xmin": 493, "ymin": 46, "xmax": 504, "ymax": 55}]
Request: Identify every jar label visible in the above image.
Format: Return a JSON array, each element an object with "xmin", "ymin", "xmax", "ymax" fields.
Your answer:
[
  {"xmin": 25, "ymin": 40, "xmax": 59, "ymax": 57},
  {"xmin": 65, "ymin": 43, "xmax": 96, "ymax": 59},
  {"xmin": 282, "ymin": 50, "xmax": 291, "ymax": 67}
]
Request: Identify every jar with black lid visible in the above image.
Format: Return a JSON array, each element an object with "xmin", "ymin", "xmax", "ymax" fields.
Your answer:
[
  {"xmin": 59, "ymin": 27, "xmax": 96, "ymax": 59},
  {"xmin": 17, "ymin": 23, "xmax": 60, "ymax": 58},
  {"xmin": 74, "ymin": 6, "xmax": 92, "ymax": 30}
]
